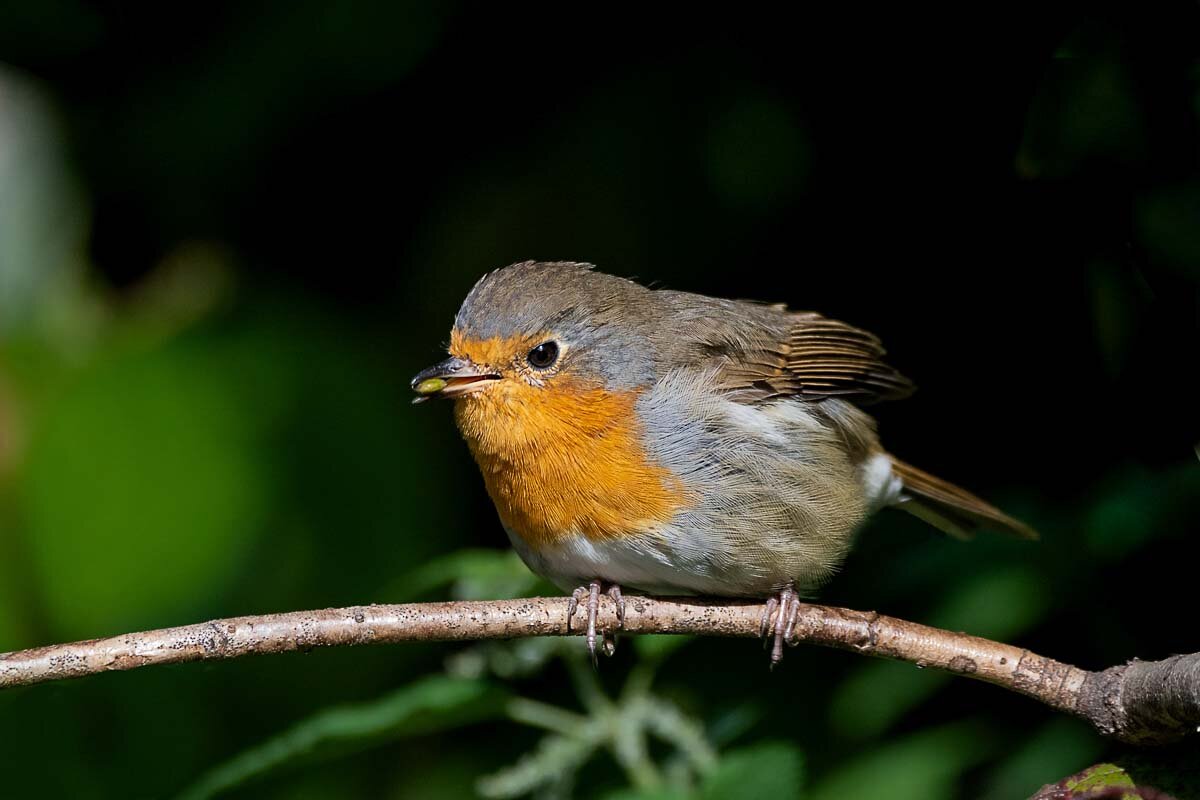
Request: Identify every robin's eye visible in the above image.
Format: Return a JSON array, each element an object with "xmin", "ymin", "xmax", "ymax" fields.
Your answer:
[{"xmin": 527, "ymin": 341, "xmax": 559, "ymax": 369}]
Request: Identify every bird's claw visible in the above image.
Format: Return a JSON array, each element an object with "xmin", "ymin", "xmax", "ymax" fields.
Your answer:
[
  {"xmin": 606, "ymin": 584, "xmax": 625, "ymax": 626},
  {"xmin": 567, "ymin": 585, "xmax": 587, "ymax": 626},
  {"xmin": 567, "ymin": 580, "xmax": 624, "ymax": 663},
  {"xmin": 760, "ymin": 584, "xmax": 801, "ymax": 668}
]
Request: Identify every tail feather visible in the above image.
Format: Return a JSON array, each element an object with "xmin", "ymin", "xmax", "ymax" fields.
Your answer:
[{"xmin": 888, "ymin": 456, "xmax": 1038, "ymax": 541}]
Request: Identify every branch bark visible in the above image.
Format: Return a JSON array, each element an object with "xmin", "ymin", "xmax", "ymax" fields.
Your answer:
[{"xmin": 1, "ymin": 597, "xmax": 1195, "ymax": 745}]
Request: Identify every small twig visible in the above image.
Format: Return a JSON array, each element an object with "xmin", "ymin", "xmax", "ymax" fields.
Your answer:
[{"xmin": 1, "ymin": 596, "xmax": 1196, "ymax": 745}]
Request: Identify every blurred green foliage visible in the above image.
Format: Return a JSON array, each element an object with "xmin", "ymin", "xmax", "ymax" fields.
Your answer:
[
  {"xmin": 180, "ymin": 676, "xmax": 508, "ymax": 800},
  {"xmin": 24, "ymin": 341, "xmax": 267, "ymax": 637},
  {"xmin": 1, "ymin": 5, "xmax": 1198, "ymax": 800}
]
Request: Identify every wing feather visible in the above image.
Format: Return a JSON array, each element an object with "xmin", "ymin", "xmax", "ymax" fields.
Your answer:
[{"xmin": 715, "ymin": 311, "xmax": 915, "ymax": 405}]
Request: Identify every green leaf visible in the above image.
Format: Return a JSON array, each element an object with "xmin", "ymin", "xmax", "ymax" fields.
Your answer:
[
  {"xmin": 701, "ymin": 741, "xmax": 805, "ymax": 800},
  {"xmin": 1063, "ymin": 763, "xmax": 1135, "ymax": 792},
  {"xmin": 175, "ymin": 675, "xmax": 506, "ymax": 800}
]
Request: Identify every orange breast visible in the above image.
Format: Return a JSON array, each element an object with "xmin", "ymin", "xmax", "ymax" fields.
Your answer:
[{"xmin": 453, "ymin": 377, "xmax": 685, "ymax": 549}]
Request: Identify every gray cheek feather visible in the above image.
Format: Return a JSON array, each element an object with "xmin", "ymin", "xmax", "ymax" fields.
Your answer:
[
  {"xmin": 556, "ymin": 322, "xmax": 656, "ymax": 391},
  {"xmin": 629, "ymin": 368, "xmax": 876, "ymax": 596}
]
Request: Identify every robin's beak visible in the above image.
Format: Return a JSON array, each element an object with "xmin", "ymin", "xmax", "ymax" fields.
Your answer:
[{"xmin": 411, "ymin": 356, "xmax": 501, "ymax": 403}]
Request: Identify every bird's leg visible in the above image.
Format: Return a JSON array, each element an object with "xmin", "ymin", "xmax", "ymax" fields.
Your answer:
[
  {"xmin": 566, "ymin": 584, "xmax": 590, "ymax": 631},
  {"xmin": 759, "ymin": 583, "xmax": 801, "ymax": 667},
  {"xmin": 606, "ymin": 584, "xmax": 626, "ymax": 626},
  {"xmin": 566, "ymin": 580, "xmax": 625, "ymax": 662}
]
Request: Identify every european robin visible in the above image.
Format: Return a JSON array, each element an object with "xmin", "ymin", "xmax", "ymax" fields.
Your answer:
[{"xmin": 413, "ymin": 261, "xmax": 1036, "ymax": 663}]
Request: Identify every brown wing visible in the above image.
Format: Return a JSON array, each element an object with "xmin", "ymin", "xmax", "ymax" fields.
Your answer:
[{"xmin": 717, "ymin": 312, "xmax": 915, "ymax": 405}]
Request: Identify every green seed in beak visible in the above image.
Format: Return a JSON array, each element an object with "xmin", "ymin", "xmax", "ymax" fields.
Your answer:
[{"xmin": 415, "ymin": 377, "xmax": 447, "ymax": 395}]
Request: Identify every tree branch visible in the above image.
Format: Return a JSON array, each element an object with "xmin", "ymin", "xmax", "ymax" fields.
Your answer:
[{"xmin": 1, "ymin": 597, "xmax": 1195, "ymax": 744}]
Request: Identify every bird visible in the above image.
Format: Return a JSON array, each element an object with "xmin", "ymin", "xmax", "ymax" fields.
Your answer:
[{"xmin": 412, "ymin": 261, "xmax": 1036, "ymax": 664}]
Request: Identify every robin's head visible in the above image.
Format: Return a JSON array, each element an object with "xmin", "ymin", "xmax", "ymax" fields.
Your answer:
[
  {"xmin": 412, "ymin": 261, "xmax": 658, "ymax": 404},
  {"xmin": 412, "ymin": 262, "xmax": 688, "ymax": 543}
]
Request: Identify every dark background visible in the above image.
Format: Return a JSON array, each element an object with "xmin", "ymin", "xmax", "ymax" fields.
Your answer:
[{"xmin": 0, "ymin": 4, "xmax": 1197, "ymax": 799}]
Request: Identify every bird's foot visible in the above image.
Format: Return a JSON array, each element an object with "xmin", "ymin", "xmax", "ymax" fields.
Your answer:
[
  {"xmin": 759, "ymin": 584, "xmax": 801, "ymax": 668},
  {"xmin": 566, "ymin": 580, "xmax": 625, "ymax": 663}
]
